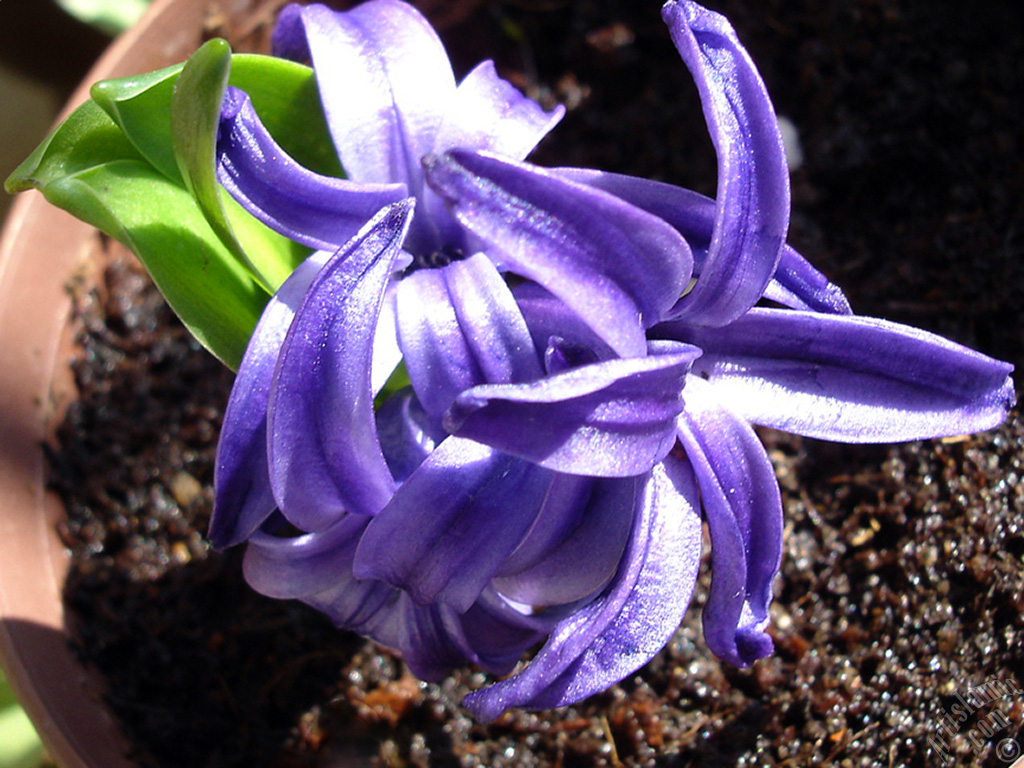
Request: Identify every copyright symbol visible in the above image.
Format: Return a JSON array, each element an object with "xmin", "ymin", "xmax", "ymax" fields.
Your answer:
[{"xmin": 997, "ymin": 738, "xmax": 1020, "ymax": 762}]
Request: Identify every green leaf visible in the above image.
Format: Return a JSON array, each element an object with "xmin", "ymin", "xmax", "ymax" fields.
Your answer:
[
  {"xmin": 90, "ymin": 64, "xmax": 185, "ymax": 183},
  {"xmin": 0, "ymin": 704, "xmax": 44, "ymax": 768},
  {"xmin": 374, "ymin": 361, "xmax": 412, "ymax": 408},
  {"xmin": 170, "ymin": 39, "xmax": 263, "ymax": 284},
  {"xmin": 5, "ymin": 100, "xmax": 144, "ymax": 193},
  {"xmin": 43, "ymin": 159, "xmax": 268, "ymax": 369},
  {"xmin": 6, "ymin": 95, "xmax": 273, "ymax": 367},
  {"xmin": 222, "ymin": 195, "xmax": 309, "ymax": 290},
  {"xmin": 6, "ymin": 48, "xmax": 347, "ymax": 365},
  {"xmin": 0, "ymin": 672, "xmax": 44, "ymax": 768},
  {"xmin": 0, "ymin": 670, "xmax": 18, "ymax": 710},
  {"xmin": 90, "ymin": 52, "xmax": 341, "ymax": 184},
  {"xmin": 91, "ymin": 47, "xmax": 335, "ymax": 292}
]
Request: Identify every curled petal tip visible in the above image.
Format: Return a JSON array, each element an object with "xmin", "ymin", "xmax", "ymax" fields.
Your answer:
[
  {"xmin": 676, "ymin": 380, "xmax": 782, "ymax": 670},
  {"xmin": 661, "ymin": 0, "xmax": 790, "ymax": 326},
  {"xmin": 734, "ymin": 626, "xmax": 774, "ymax": 667},
  {"xmin": 216, "ymin": 88, "xmax": 408, "ymax": 251},
  {"xmin": 386, "ymin": 196, "xmax": 417, "ymax": 219},
  {"xmin": 267, "ymin": 200, "xmax": 414, "ymax": 528}
]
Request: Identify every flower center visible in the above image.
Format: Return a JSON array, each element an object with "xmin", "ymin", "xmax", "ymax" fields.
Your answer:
[{"xmin": 407, "ymin": 246, "xmax": 466, "ymax": 273}]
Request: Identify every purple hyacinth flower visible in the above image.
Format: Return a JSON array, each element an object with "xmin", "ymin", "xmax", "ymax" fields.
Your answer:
[{"xmin": 209, "ymin": 0, "xmax": 1015, "ymax": 721}]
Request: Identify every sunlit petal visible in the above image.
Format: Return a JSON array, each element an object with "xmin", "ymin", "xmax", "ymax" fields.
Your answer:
[
  {"xmin": 268, "ymin": 201, "xmax": 413, "ymax": 528},
  {"xmin": 660, "ymin": 308, "xmax": 1016, "ymax": 441},
  {"xmin": 464, "ymin": 458, "xmax": 702, "ymax": 720},
  {"xmin": 676, "ymin": 379, "xmax": 781, "ymax": 665}
]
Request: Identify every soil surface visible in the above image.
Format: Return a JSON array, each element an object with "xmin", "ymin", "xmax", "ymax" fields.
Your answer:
[{"xmin": 49, "ymin": 1, "xmax": 1023, "ymax": 767}]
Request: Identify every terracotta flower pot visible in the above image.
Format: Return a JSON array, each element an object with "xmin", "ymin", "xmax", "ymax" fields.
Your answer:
[{"xmin": 0, "ymin": 2, "xmax": 271, "ymax": 766}]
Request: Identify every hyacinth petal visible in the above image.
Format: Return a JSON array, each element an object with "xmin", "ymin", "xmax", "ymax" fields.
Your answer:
[
  {"xmin": 242, "ymin": 516, "xmax": 407, "ymax": 650},
  {"xmin": 765, "ymin": 245, "xmax": 852, "ymax": 314},
  {"xmin": 457, "ymin": 590, "xmax": 556, "ymax": 675},
  {"xmin": 422, "ymin": 150, "xmax": 692, "ymax": 357},
  {"xmin": 512, "ymin": 282, "xmax": 616, "ymax": 362},
  {"xmin": 272, "ymin": 0, "xmax": 454, "ymax": 192},
  {"xmin": 548, "ymin": 167, "xmax": 715, "ymax": 259},
  {"xmin": 375, "ymin": 388, "xmax": 445, "ymax": 483},
  {"xmin": 660, "ymin": 308, "xmax": 1016, "ymax": 441},
  {"xmin": 397, "ymin": 253, "xmax": 541, "ymax": 416},
  {"xmin": 444, "ymin": 253, "xmax": 544, "ymax": 381},
  {"xmin": 492, "ymin": 476, "xmax": 637, "ymax": 607},
  {"xmin": 434, "ymin": 60, "xmax": 565, "ymax": 161},
  {"xmin": 495, "ymin": 473, "xmax": 592, "ymax": 576},
  {"xmin": 424, "ymin": 595, "xmax": 551, "ymax": 677},
  {"xmin": 268, "ymin": 201, "xmax": 413, "ymax": 529},
  {"xmin": 396, "ymin": 595, "xmax": 549, "ymax": 681},
  {"xmin": 661, "ymin": 0, "xmax": 790, "ymax": 326},
  {"xmin": 371, "ymin": 280, "xmax": 404, "ymax": 395},
  {"xmin": 675, "ymin": 379, "xmax": 781, "ymax": 666},
  {"xmin": 395, "ymin": 266, "xmax": 475, "ymax": 416},
  {"xmin": 422, "ymin": 60, "xmax": 565, "ymax": 253},
  {"xmin": 552, "ymin": 168, "xmax": 848, "ymax": 316},
  {"xmin": 270, "ymin": 4, "xmax": 311, "ymax": 61},
  {"xmin": 397, "ymin": 601, "xmax": 477, "ymax": 681},
  {"xmin": 216, "ymin": 87, "xmax": 406, "ymax": 252},
  {"xmin": 464, "ymin": 458, "xmax": 703, "ymax": 721},
  {"xmin": 241, "ymin": 486, "xmax": 544, "ymax": 681},
  {"xmin": 443, "ymin": 341, "xmax": 699, "ymax": 477},
  {"xmin": 243, "ymin": 514, "xmax": 368, "ymax": 598},
  {"xmin": 210, "ymin": 248, "xmax": 329, "ymax": 549},
  {"xmin": 353, "ymin": 436, "xmax": 552, "ymax": 613}
]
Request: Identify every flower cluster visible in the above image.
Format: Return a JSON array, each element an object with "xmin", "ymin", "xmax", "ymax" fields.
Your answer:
[{"xmin": 208, "ymin": 0, "xmax": 1014, "ymax": 720}]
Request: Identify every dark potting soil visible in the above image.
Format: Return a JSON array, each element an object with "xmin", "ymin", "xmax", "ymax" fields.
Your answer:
[{"xmin": 48, "ymin": 1, "xmax": 1023, "ymax": 766}]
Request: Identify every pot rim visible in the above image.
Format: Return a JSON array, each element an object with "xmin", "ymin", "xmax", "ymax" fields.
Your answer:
[{"xmin": 0, "ymin": 0, "xmax": 217, "ymax": 765}]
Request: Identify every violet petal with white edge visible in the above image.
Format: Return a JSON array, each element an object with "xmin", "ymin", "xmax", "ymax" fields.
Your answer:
[
  {"xmin": 268, "ymin": 201, "xmax": 413, "ymax": 529},
  {"xmin": 423, "ymin": 150, "xmax": 692, "ymax": 357},
  {"xmin": 217, "ymin": 87, "xmax": 406, "ymax": 252},
  {"xmin": 353, "ymin": 436, "xmax": 553, "ymax": 613},
  {"xmin": 443, "ymin": 340, "xmax": 700, "ymax": 477},
  {"xmin": 675, "ymin": 378, "xmax": 781, "ymax": 666},
  {"xmin": 661, "ymin": 0, "xmax": 790, "ymax": 326},
  {"xmin": 270, "ymin": 0, "xmax": 455, "ymax": 193},
  {"xmin": 463, "ymin": 457, "xmax": 703, "ymax": 721},
  {"xmin": 659, "ymin": 307, "xmax": 1016, "ymax": 442},
  {"xmin": 433, "ymin": 60, "xmax": 565, "ymax": 163},
  {"xmin": 370, "ymin": 280, "xmax": 405, "ymax": 395}
]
